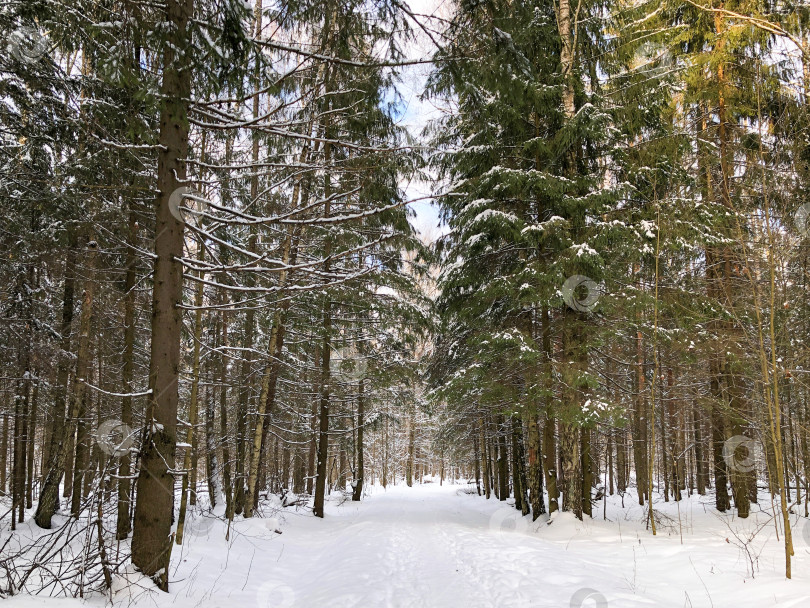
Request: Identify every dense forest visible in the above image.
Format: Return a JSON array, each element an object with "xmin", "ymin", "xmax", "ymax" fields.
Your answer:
[{"xmin": 3, "ymin": 0, "xmax": 810, "ymax": 602}]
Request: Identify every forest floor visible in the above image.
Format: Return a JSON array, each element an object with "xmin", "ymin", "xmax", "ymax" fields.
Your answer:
[{"xmin": 5, "ymin": 483, "xmax": 810, "ymax": 607}]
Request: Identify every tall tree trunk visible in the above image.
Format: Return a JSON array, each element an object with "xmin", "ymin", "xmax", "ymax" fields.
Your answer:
[
  {"xmin": 694, "ymin": 404, "xmax": 707, "ymax": 495},
  {"xmin": 243, "ymin": 146, "xmax": 306, "ymax": 516},
  {"xmin": 1, "ymin": 404, "xmax": 8, "ymax": 495},
  {"xmin": 382, "ymin": 416, "xmax": 389, "ymax": 488},
  {"xmin": 406, "ymin": 412, "xmax": 415, "ymax": 487},
  {"xmin": 306, "ymin": 347, "xmax": 319, "ymax": 496},
  {"xmin": 70, "ymin": 240, "xmax": 97, "ymax": 517},
  {"xmin": 526, "ymin": 311, "xmax": 545, "ymax": 519},
  {"xmin": 541, "ymin": 307, "xmax": 559, "ymax": 514},
  {"xmin": 243, "ymin": 232, "xmax": 297, "ymax": 515},
  {"xmin": 337, "ymin": 434, "xmax": 346, "ymax": 492},
  {"xmin": 560, "ymin": 310, "xmax": 583, "ymax": 518},
  {"xmin": 25, "ymin": 374, "xmax": 39, "ymax": 509},
  {"xmin": 559, "ymin": 423, "xmax": 580, "ymax": 517},
  {"xmin": 710, "ymin": 376, "xmax": 730, "ymax": 512},
  {"xmin": 497, "ymin": 419, "xmax": 509, "ymax": 501},
  {"xmin": 616, "ymin": 429, "xmax": 627, "ymax": 494},
  {"xmin": 13, "ymin": 347, "xmax": 31, "ymax": 526},
  {"xmin": 479, "ymin": 418, "xmax": 490, "ymax": 499},
  {"xmin": 633, "ymin": 326, "xmax": 648, "ymax": 505},
  {"xmin": 661, "ymin": 377, "xmax": 670, "ymax": 503},
  {"xmin": 205, "ymin": 365, "xmax": 222, "ymax": 508},
  {"xmin": 175, "ymin": 245, "xmax": 205, "ymax": 545},
  {"xmin": 352, "ymin": 378, "xmax": 365, "ymax": 501},
  {"xmin": 473, "ymin": 429, "xmax": 481, "ymax": 496},
  {"xmin": 35, "ymin": 234, "xmax": 77, "ymax": 528},
  {"xmin": 281, "ymin": 440, "xmax": 291, "ymax": 492},
  {"xmin": 63, "ymin": 413, "xmax": 74, "ymax": 501},
  {"xmin": 131, "ymin": 0, "xmax": 193, "ymax": 589},
  {"xmin": 512, "ymin": 415, "xmax": 529, "ymax": 516},
  {"xmin": 117, "ymin": 210, "xmax": 138, "ymax": 540},
  {"xmin": 219, "ymin": 309, "xmax": 233, "ymax": 520},
  {"xmin": 313, "ymin": 301, "xmax": 332, "ymax": 517},
  {"xmin": 607, "ymin": 429, "xmax": 614, "ymax": 496},
  {"xmin": 556, "ymin": 0, "xmax": 584, "ymax": 521},
  {"xmin": 293, "ymin": 447, "xmax": 305, "ymax": 494},
  {"xmin": 581, "ymin": 427, "xmax": 593, "ymax": 517},
  {"xmin": 714, "ymin": 8, "xmax": 749, "ymax": 520},
  {"xmin": 87, "ymin": 353, "xmax": 102, "ymax": 503},
  {"xmin": 313, "ymin": 127, "xmax": 334, "ymax": 517},
  {"xmin": 525, "ymin": 406, "xmax": 544, "ymax": 519},
  {"xmin": 234, "ymin": 0, "xmax": 264, "ymax": 518}
]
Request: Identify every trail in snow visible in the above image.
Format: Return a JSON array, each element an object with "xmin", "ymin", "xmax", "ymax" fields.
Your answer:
[{"xmin": 6, "ymin": 483, "xmax": 810, "ymax": 607}]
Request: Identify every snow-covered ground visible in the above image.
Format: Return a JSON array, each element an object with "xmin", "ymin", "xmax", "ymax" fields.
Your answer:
[{"xmin": 6, "ymin": 483, "xmax": 810, "ymax": 607}]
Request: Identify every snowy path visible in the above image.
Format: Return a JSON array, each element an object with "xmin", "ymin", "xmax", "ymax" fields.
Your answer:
[
  {"xmin": 7, "ymin": 483, "xmax": 810, "ymax": 607},
  {"xmin": 239, "ymin": 484, "xmax": 810, "ymax": 608}
]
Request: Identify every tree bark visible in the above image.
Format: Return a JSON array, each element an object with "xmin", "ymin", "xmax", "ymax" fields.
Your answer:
[
  {"xmin": 714, "ymin": 8, "xmax": 750, "ymax": 519},
  {"xmin": 352, "ymin": 378, "xmax": 365, "ymax": 501},
  {"xmin": 479, "ymin": 418, "xmax": 490, "ymax": 499},
  {"xmin": 234, "ymin": 0, "xmax": 264, "ymax": 518},
  {"xmin": 313, "ymin": 301, "xmax": 332, "ymax": 517},
  {"xmin": 175, "ymin": 245, "xmax": 205, "ymax": 545},
  {"xmin": 633, "ymin": 327, "xmax": 648, "ymax": 506},
  {"xmin": 406, "ymin": 412, "xmax": 415, "ymax": 487},
  {"xmin": 306, "ymin": 347, "xmax": 320, "ymax": 496},
  {"xmin": 25, "ymin": 373, "xmax": 39, "ymax": 509},
  {"xmin": 205, "ymin": 364, "xmax": 222, "ymax": 508},
  {"xmin": 497, "ymin": 419, "xmax": 509, "ymax": 501},
  {"xmin": 243, "ymin": 240, "xmax": 295, "ymax": 516},
  {"xmin": 512, "ymin": 415, "xmax": 530, "ymax": 516},
  {"xmin": 581, "ymin": 427, "xmax": 593, "ymax": 517},
  {"xmin": 219, "ymin": 307, "xmax": 233, "ymax": 520},
  {"xmin": 13, "ymin": 345, "xmax": 31, "ymax": 526},
  {"xmin": 117, "ymin": 210, "xmax": 138, "ymax": 539},
  {"xmin": 312, "ymin": 125, "xmax": 334, "ymax": 517},
  {"xmin": 131, "ymin": 0, "xmax": 193, "ymax": 589},
  {"xmin": 1, "ymin": 405, "xmax": 8, "ymax": 495},
  {"xmin": 70, "ymin": 240, "xmax": 97, "ymax": 517},
  {"xmin": 541, "ymin": 307, "xmax": 559, "ymax": 514},
  {"xmin": 35, "ymin": 233, "xmax": 77, "ymax": 528}
]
